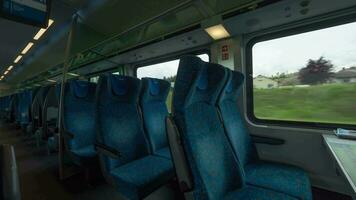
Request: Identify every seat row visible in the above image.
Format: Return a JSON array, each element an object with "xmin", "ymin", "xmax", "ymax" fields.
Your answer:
[
  {"xmin": 0, "ymin": 85, "xmax": 60, "ymax": 152},
  {"xmin": 60, "ymin": 75, "xmax": 175, "ymax": 200},
  {"xmin": 0, "ymin": 90, "xmax": 33, "ymax": 129},
  {"xmin": 167, "ymin": 56, "xmax": 312, "ymax": 200},
  {"xmin": 0, "ymin": 76, "xmax": 175, "ymax": 199}
]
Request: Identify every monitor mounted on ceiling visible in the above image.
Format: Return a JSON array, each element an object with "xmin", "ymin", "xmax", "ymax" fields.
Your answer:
[{"xmin": 0, "ymin": 0, "xmax": 51, "ymax": 28}]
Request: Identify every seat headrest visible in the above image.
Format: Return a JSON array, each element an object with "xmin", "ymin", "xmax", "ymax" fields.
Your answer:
[
  {"xmin": 141, "ymin": 78, "xmax": 170, "ymax": 102},
  {"xmin": 107, "ymin": 74, "xmax": 141, "ymax": 101},
  {"xmin": 109, "ymin": 75, "xmax": 129, "ymax": 96},
  {"xmin": 172, "ymin": 56, "xmax": 205, "ymax": 113},
  {"xmin": 186, "ymin": 62, "xmax": 227, "ymax": 106},
  {"xmin": 69, "ymin": 80, "xmax": 91, "ymax": 98},
  {"xmin": 173, "ymin": 56, "xmax": 227, "ymax": 114},
  {"xmin": 218, "ymin": 70, "xmax": 244, "ymax": 103}
]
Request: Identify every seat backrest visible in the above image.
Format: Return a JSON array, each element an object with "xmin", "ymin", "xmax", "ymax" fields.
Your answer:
[
  {"xmin": 96, "ymin": 74, "xmax": 149, "ymax": 173},
  {"xmin": 2, "ymin": 96, "xmax": 11, "ymax": 113},
  {"xmin": 62, "ymin": 80, "xmax": 97, "ymax": 151},
  {"xmin": 42, "ymin": 86, "xmax": 59, "ymax": 139},
  {"xmin": 3, "ymin": 96, "xmax": 10, "ymax": 115},
  {"xmin": 18, "ymin": 90, "xmax": 32, "ymax": 125},
  {"xmin": 15, "ymin": 93, "xmax": 22, "ymax": 123},
  {"xmin": 9, "ymin": 95, "xmax": 18, "ymax": 122},
  {"xmin": 140, "ymin": 78, "xmax": 170, "ymax": 154},
  {"xmin": 31, "ymin": 86, "xmax": 51, "ymax": 127},
  {"xmin": 172, "ymin": 56, "xmax": 244, "ymax": 199},
  {"xmin": 217, "ymin": 70, "xmax": 258, "ymax": 168}
]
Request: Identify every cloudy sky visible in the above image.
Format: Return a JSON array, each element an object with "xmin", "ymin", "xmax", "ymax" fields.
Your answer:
[
  {"xmin": 253, "ymin": 21, "xmax": 356, "ymax": 77},
  {"xmin": 137, "ymin": 54, "xmax": 209, "ymax": 79}
]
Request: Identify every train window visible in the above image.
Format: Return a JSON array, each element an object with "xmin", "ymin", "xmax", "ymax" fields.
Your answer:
[
  {"xmin": 137, "ymin": 53, "xmax": 209, "ymax": 111},
  {"xmin": 89, "ymin": 76, "xmax": 99, "ymax": 83},
  {"xmin": 249, "ymin": 21, "xmax": 356, "ymax": 127}
]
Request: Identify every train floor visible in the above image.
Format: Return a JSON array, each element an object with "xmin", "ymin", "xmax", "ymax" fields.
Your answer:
[{"xmin": 0, "ymin": 121, "xmax": 352, "ymax": 200}]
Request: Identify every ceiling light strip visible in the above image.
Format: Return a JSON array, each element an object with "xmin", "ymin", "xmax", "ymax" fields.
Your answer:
[
  {"xmin": 21, "ymin": 42, "xmax": 34, "ymax": 54},
  {"xmin": 33, "ymin": 19, "xmax": 54, "ymax": 40},
  {"xmin": 14, "ymin": 55, "xmax": 22, "ymax": 63}
]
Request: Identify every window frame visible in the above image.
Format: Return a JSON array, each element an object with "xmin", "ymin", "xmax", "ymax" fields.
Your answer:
[{"xmin": 246, "ymin": 17, "xmax": 356, "ymax": 130}]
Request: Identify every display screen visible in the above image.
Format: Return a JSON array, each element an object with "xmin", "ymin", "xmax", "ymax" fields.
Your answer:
[{"xmin": 0, "ymin": 0, "xmax": 51, "ymax": 27}]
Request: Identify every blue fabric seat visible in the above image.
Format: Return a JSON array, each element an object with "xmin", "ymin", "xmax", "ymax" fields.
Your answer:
[
  {"xmin": 62, "ymin": 80, "xmax": 97, "ymax": 166},
  {"xmin": 9, "ymin": 95, "xmax": 19, "ymax": 123},
  {"xmin": 31, "ymin": 86, "xmax": 51, "ymax": 131},
  {"xmin": 171, "ymin": 56, "xmax": 295, "ymax": 200},
  {"xmin": 245, "ymin": 161, "xmax": 311, "ymax": 199},
  {"xmin": 110, "ymin": 155, "xmax": 173, "ymax": 199},
  {"xmin": 224, "ymin": 185, "xmax": 297, "ymax": 200},
  {"xmin": 217, "ymin": 70, "xmax": 312, "ymax": 200},
  {"xmin": 0, "ymin": 96, "xmax": 11, "ymax": 119},
  {"xmin": 96, "ymin": 74, "xmax": 174, "ymax": 200},
  {"xmin": 71, "ymin": 145, "xmax": 96, "ymax": 159},
  {"xmin": 140, "ymin": 78, "xmax": 171, "ymax": 159},
  {"xmin": 154, "ymin": 147, "xmax": 171, "ymax": 159},
  {"xmin": 18, "ymin": 90, "xmax": 33, "ymax": 127}
]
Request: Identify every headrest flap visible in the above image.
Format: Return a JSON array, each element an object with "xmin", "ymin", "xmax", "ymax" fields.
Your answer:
[
  {"xmin": 172, "ymin": 56, "xmax": 227, "ymax": 114},
  {"xmin": 69, "ymin": 80, "xmax": 90, "ymax": 98},
  {"xmin": 218, "ymin": 70, "xmax": 244, "ymax": 103},
  {"xmin": 109, "ymin": 75, "xmax": 129, "ymax": 96},
  {"xmin": 107, "ymin": 74, "xmax": 141, "ymax": 101},
  {"xmin": 172, "ymin": 56, "xmax": 205, "ymax": 114},
  {"xmin": 141, "ymin": 78, "xmax": 170, "ymax": 102},
  {"xmin": 185, "ymin": 62, "xmax": 227, "ymax": 106}
]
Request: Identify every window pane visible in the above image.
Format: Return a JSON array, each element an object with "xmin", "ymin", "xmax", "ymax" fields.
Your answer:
[
  {"xmin": 137, "ymin": 54, "xmax": 209, "ymax": 111},
  {"xmin": 252, "ymin": 22, "xmax": 356, "ymax": 125},
  {"xmin": 89, "ymin": 76, "xmax": 99, "ymax": 83}
]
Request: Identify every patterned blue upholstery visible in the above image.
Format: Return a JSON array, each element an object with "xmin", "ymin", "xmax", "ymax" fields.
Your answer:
[
  {"xmin": 110, "ymin": 155, "xmax": 173, "ymax": 200},
  {"xmin": 218, "ymin": 70, "xmax": 312, "ymax": 200},
  {"xmin": 62, "ymin": 80, "xmax": 97, "ymax": 165},
  {"xmin": 31, "ymin": 86, "xmax": 51, "ymax": 129},
  {"xmin": 154, "ymin": 147, "xmax": 171, "ymax": 159},
  {"xmin": 217, "ymin": 71, "xmax": 257, "ymax": 167},
  {"xmin": 172, "ymin": 56, "xmax": 300, "ymax": 200},
  {"xmin": 8, "ymin": 95, "xmax": 18, "ymax": 122},
  {"xmin": 172, "ymin": 56, "xmax": 244, "ymax": 199},
  {"xmin": 96, "ymin": 74, "xmax": 174, "ymax": 200},
  {"xmin": 224, "ymin": 185, "xmax": 298, "ymax": 200},
  {"xmin": 18, "ymin": 90, "xmax": 33, "ymax": 126},
  {"xmin": 41, "ymin": 85, "xmax": 59, "ymax": 140},
  {"xmin": 140, "ymin": 78, "xmax": 171, "ymax": 159},
  {"xmin": 245, "ymin": 161, "xmax": 312, "ymax": 200},
  {"xmin": 0, "ymin": 96, "xmax": 11, "ymax": 117},
  {"xmin": 14, "ymin": 94, "xmax": 21, "ymax": 123},
  {"xmin": 4, "ymin": 96, "xmax": 10, "ymax": 111}
]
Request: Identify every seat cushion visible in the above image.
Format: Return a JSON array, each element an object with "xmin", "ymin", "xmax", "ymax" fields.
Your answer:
[
  {"xmin": 70, "ymin": 145, "xmax": 97, "ymax": 166},
  {"xmin": 71, "ymin": 145, "xmax": 96, "ymax": 158},
  {"xmin": 245, "ymin": 161, "xmax": 312, "ymax": 200},
  {"xmin": 110, "ymin": 155, "xmax": 174, "ymax": 200},
  {"xmin": 154, "ymin": 147, "xmax": 171, "ymax": 159},
  {"xmin": 225, "ymin": 185, "xmax": 298, "ymax": 200}
]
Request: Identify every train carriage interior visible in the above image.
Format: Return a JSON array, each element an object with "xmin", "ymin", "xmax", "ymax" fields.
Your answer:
[{"xmin": 0, "ymin": 0, "xmax": 356, "ymax": 199}]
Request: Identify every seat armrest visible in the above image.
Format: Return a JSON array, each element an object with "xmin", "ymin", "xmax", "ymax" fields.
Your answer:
[
  {"xmin": 166, "ymin": 115, "xmax": 193, "ymax": 192},
  {"xmin": 95, "ymin": 143, "xmax": 121, "ymax": 159},
  {"xmin": 251, "ymin": 135, "xmax": 285, "ymax": 145}
]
